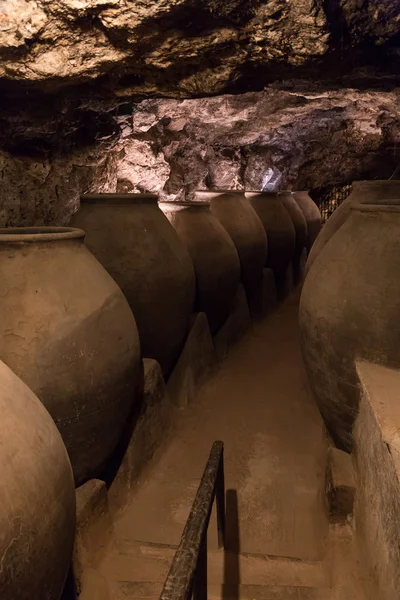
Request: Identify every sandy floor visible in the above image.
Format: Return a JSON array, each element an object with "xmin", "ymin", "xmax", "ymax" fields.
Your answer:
[{"xmin": 114, "ymin": 293, "xmax": 329, "ymax": 561}]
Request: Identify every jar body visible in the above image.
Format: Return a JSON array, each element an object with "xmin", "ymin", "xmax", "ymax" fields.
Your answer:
[
  {"xmin": 0, "ymin": 229, "xmax": 141, "ymax": 484},
  {"xmin": 0, "ymin": 359, "xmax": 75, "ymax": 599},
  {"xmin": 306, "ymin": 180, "xmax": 400, "ymax": 274},
  {"xmin": 204, "ymin": 191, "xmax": 267, "ymax": 304},
  {"xmin": 246, "ymin": 192, "xmax": 295, "ymax": 293},
  {"xmin": 293, "ymin": 191, "xmax": 321, "ymax": 253},
  {"xmin": 71, "ymin": 195, "xmax": 195, "ymax": 377},
  {"xmin": 160, "ymin": 202, "xmax": 241, "ymax": 335},
  {"xmin": 299, "ymin": 202, "xmax": 400, "ymax": 451},
  {"xmin": 279, "ymin": 191, "xmax": 307, "ymax": 281}
]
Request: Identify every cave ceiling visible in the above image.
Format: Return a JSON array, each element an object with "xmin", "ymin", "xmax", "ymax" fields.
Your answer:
[{"xmin": 1, "ymin": 1, "xmax": 400, "ymax": 225}]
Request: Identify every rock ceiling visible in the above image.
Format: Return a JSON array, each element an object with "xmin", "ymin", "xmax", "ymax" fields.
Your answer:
[{"xmin": 1, "ymin": 0, "xmax": 400, "ymax": 225}]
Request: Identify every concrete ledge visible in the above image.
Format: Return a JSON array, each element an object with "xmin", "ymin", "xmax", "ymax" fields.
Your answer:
[
  {"xmin": 248, "ymin": 268, "xmax": 278, "ymax": 319},
  {"xmin": 276, "ymin": 264, "xmax": 295, "ymax": 301},
  {"xmin": 167, "ymin": 312, "xmax": 217, "ymax": 408},
  {"xmin": 294, "ymin": 247, "xmax": 308, "ymax": 285},
  {"xmin": 73, "ymin": 479, "xmax": 114, "ymax": 595},
  {"xmin": 213, "ymin": 284, "xmax": 251, "ymax": 360},
  {"xmin": 354, "ymin": 360, "xmax": 400, "ymax": 600},
  {"xmin": 325, "ymin": 447, "xmax": 356, "ymax": 524},
  {"xmin": 108, "ymin": 359, "xmax": 174, "ymax": 512}
]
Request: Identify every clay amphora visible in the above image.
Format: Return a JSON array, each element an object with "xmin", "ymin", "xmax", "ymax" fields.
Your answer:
[
  {"xmin": 71, "ymin": 194, "xmax": 195, "ymax": 377},
  {"xmin": 198, "ymin": 189, "xmax": 267, "ymax": 308},
  {"xmin": 279, "ymin": 191, "xmax": 307, "ymax": 283},
  {"xmin": 306, "ymin": 180, "xmax": 400, "ymax": 274},
  {"xmin": 0, "ymin": 227, "xmax": 141, "ymax": 485},
  {"xmin": 245, "ymin": 191, "xmax": 295, "ymax": 295},
  {"xmin": 300, "ymin": 197, "xmax": 400, "ymax": 451},
  {"xmin": 293, "ymin": 191, "xmax": 321, "ymax": 253},
  {"xmin": 159, "ymin": 201, "xmax": 241, "ymax": 335},
  {"xmin": 0, "ymin": 359, "xmax": 75, "ymax": 599}
]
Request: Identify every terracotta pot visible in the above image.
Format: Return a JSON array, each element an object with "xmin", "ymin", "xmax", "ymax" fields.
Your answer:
[
  {"xmin": 293, "ymin": 191, "xmax": 321, "ymax": 253},
  {"xmin": 279, "ymin": 191, "xmax": 307, "ymax": 282},
  {"xmin": 306, "ymin": 180, "xmax": 400, "ymax": 275},
  {"xmin": 0, "ymin": 227, "xmax": 141, "ymax": 485},
  {"xmin": 300, "ymin": 197, "xmax": 400, "ymax": 452},
  {"xmin": 159, "ymin": 201, "xmax": 241, "ymax": 335},
  {"xmin": 198, "ymin": 190, "xmax": 267, "ymax": 305},
  {"xmin": 0, "ymin": 359, "xmax": 75, "ymax": 599},
  {"xmin": 245, "ymin": 191, "xmax": 295, "ymax": 294},
  {"xmin": 71, "ymin": 193, "xmax": 195, "ymax": 377}
]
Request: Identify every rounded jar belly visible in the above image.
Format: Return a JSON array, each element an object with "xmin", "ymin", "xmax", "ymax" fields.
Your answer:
[
  {"xmin": 300, "ymin": 198, "xmax": 400, "ymax": 451},
  {"xmin": 306, "ymin": 180, "xmax": 400, "ymax": 275},
  {"xmin": 0, "ymin": 359, "xmax": 75, "ymax": 600},
  {"xmin": 159, "ymin": 200, "xmax": 241, "ymax": 335},
  {"xmin": 71, "ymin": 193, "xmax": 196, "ymax": 377},
  {"xmin": 293, "ymin": 190, "xmax": 321, "ymax": 253},
  {"xmin": 245, "ymin": 191, "xmax": 295, "ymax": 293},
  {"xmin": 279, "ymin": 191, "xmax": 307, "ymax": 282},
  {"xmin": 199, "ymin": 189, "xmax": 267, "ymax": 305},
  {"xmin": 0, "ymin": 226, "xmax": 141, "ymax": 485}
]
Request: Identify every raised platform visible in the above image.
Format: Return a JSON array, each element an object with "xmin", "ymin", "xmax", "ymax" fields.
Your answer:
[
  {"xmin": 213, "ymin": 284, "xmax": 251, "ymax": 360},
  {"xmin": 107, "ymin": 359, "xmax": 175, "ymax": 513},
  {"xmin": 354, "ymin": 360, "xmax": 400, "ymax": 600},
  {"xmin": 166, "ymin": 311, "xmax": 216, "ymax": 408},
  {"xmin": 248, "ymin": 267, "xmax": 278, "ymax": 319}
]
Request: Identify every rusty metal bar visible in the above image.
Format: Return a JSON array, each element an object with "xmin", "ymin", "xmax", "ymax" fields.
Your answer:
[
  {"xmin": 159, "ymin": 441, "xmax": 225, "ymax": 600},
  {"xmin": 193, "ymin": 537, "xmax": 207, "ymax": 600},
  {"xmin": 215, "ymin": 455, "xmax": 225, "ymax": 550}
]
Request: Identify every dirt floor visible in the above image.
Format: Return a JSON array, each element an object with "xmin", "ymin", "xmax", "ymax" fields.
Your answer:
[{"xmin": 88, "ymin": 292, "xmax": 367, "ymax": 600}]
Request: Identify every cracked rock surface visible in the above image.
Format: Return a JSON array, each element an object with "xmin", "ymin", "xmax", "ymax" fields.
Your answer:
[
  {"xmin": 1, "ymin": 1, "xmax": 400, "ymax": 225},
  {"xmin": 1, "ymin": 85, "xmax": 400, "ymax": 226},
  {"xmin": 1, "ymin": 0, "xmax": 400, "ymax": 95}
]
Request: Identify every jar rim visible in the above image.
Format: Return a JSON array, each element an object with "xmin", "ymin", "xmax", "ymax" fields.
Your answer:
[
  {"xmin": 245, "ymin": 191, "xmax": 279, "ymax": 197},
  {"xmin": 0, "ymin": 227, "xmax": 85, "ymax": 243},
  {"xmin": 159, "ymin": 200, "xmax": 211, "ymax": 208},
  {"xmin": 195, "ymin": 189, "xmax": 245, "ymax": 195},
  {"xmin": 81, "ymin": 193, "xmax": 158, "ymax": 205}
]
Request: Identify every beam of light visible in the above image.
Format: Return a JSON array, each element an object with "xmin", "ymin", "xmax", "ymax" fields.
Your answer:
[{"xmin": 261, "ymin": 168, "xmax": 282, "ymax": 191}]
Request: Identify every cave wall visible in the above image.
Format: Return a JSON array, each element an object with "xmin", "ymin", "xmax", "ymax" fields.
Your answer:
[
  {"xmin": 2, "ymin": 1, "xmax": 400, "ymax": 225},
  {"xmin": 1, "ymin": 85, "xmax": 400, "ymax": 226}
]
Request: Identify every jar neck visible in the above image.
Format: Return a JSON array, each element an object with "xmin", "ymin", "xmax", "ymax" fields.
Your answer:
[
  {"xmin": 80, "ymin": 193, "xmax": 158, "ymax": 206},
  {"xmin": 195, "ymin": 190, "xmax": 245, "ymax": 201},
  {"xmin": 159, "ymin": 200, "xmax": 210, "ymax": 212},
  {"xmin": 0, "ymin": 227, "xmax": 85, "ymax": 245}
]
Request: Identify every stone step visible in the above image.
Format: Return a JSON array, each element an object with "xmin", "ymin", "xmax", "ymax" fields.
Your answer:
[
  {"xmin": 99, "ymin": 539, "xmax": 326, "ymax": 589},
  {"xmin": 110, "ymin": 580, "xmax": 330, "ymax": 600}
]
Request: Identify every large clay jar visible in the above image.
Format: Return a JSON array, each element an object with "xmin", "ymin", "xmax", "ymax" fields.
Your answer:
[
  {"xmin": 198, "ymin": 190, "xmax": 267, "ymax": 306},
  {"xmin": 279, "ymin": 191, "xmax": 307, "ymax": 282},
  {"xmin": 245, "ymin": 191, "xmax": 295, "ymax": 295},
  {"xmin": 299, "ymin": 197, "xmax": 400, "ymax": 452},
  {"xmin": 0, "ymin": 359, "xmax": 75, "ymax": 599},
  {"xmin": 0, "ymin": 227, "xmax": 141, "ymax": 485},
  {"xmin": 306, "ymin": 180, "xmax": 400, "ymax": 275},
  {"xmin": 159, "ymin": 201, "xmax": 241, "ymax": 335},
  {"xmin": 293, "ymin": 191, "xmax": 321, "ymax": 253},
  {"xmin": 71, "ymin": 194, "xmax": 195, "ymax": 377}
]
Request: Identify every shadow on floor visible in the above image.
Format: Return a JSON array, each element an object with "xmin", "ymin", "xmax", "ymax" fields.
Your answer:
[{"xmin": 223, "ymin": 489, "xmax": 240, "ymax": 600}]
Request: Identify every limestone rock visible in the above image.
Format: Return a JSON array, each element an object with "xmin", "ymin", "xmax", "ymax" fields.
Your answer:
[
  {"xmin": 0, "ymin": 1, "xmax": 329, "ymax": 92},
  {"xmin": 0, "ymin": 0, "xmax": 399, "ymax": 96},
  {"xmin": 1, "ymin": 86, "xmax": 400, "ymax": 226}
]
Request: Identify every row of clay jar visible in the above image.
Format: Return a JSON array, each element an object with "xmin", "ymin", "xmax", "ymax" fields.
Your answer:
[
  {"xmin": 1, "ymin": 189, "xmax": 322, "ymax": 482},
  {"xmin": 0, "ymin": 188, "xmax": 321, "ymax": 600}
]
